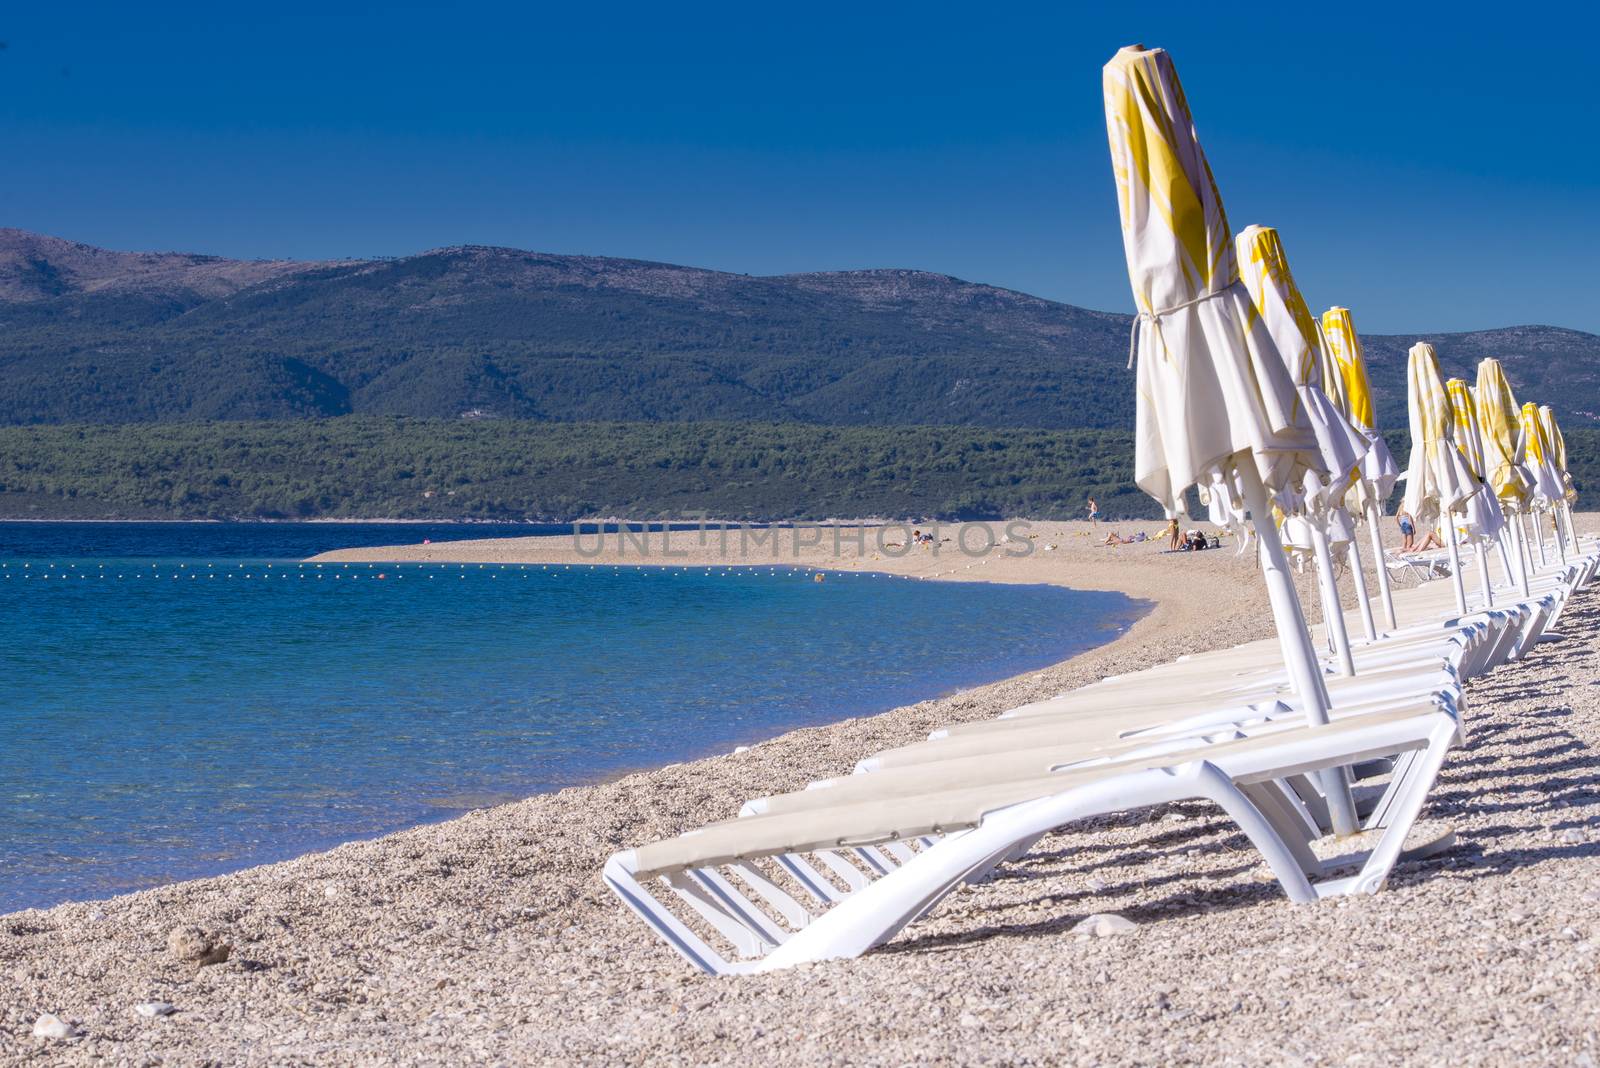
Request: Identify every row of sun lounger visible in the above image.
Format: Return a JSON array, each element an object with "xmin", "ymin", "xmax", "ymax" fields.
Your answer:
[{"xmin": 603, "ymin": 536, "xmax": 1598, "ymax": 975}]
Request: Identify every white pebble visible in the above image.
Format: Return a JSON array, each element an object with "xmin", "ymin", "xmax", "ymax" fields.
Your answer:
[
  {"xmin": 135, "ymin": 1002, "xmax": 177, "ymax": 1018},
  {"xmin": 1071, "ymin": 913, "xmax": 1139, "ymax": 938},
  {"xmin": 32, "ymin": 1013, "xmax": 76, "ymax": 1040}
]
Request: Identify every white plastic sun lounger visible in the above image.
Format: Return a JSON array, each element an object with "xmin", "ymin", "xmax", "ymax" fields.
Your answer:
[{"xmin": 604, "ymin": 700, "xmax": 1460, "ymax": 974}]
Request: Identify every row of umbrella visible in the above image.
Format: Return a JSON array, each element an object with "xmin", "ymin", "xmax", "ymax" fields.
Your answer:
[{"xmin": 1101, "ymin": 44, "xmax": 1580, "ymax": 835}]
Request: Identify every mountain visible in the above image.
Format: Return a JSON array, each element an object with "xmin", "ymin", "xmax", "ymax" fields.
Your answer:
[{"xmin": 2, "ymin": 228, "xmax": 1596, "ymax": 429}]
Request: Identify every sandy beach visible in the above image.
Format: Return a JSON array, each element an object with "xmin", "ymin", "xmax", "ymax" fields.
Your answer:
[{"xmin": 4, "ymin": 517, "xmax": 1599, "ymax": 1065}]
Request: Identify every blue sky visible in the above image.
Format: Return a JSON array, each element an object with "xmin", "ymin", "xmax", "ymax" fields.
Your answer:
[{"xmin": 3, "ymin": 3, "xmax": 1597, "ymax": 333}]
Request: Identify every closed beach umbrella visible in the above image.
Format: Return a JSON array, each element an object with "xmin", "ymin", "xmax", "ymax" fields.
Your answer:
[
  {"xmin": 1236, "ymin": 224, "xmax": 1370, "ymax": 662},
  {"xmin": 1520, "ymin": 401, "xmax": 1567, "ymax": 563},
  {"xmin": 1539, "ymin": 406, "xmax": 1575, "ymax": 502},
  {"xmin": 1102, "ymin": 46, "xmax": 1322, "ymax": 516},
  {"xmin": 1475, "ymin": 359, "xmax": 1534, "ymax": 592},
  {"xmin": 1444, "ymin": 379, "xmax": 1503, "ymax": 540},
  {"xmin": 1445, "ymin": 377, "xmax": 1504, "ymax": 605},
  {"xmin": 1401, "ymin": 343, "xmax": 1478, "ymax": 612},
  {"xmin": 1235, "ymin": 226, "xmax": 1369, "ymax": 485},
  {"xmin": 1520, "ymin": 402, "xmax": 1565, "ymax": 505},
  {"xmin": 1103, "ymin": 44, "xmax": 1356, "ymax": 833},
  {"xmin": 1539, "ymin": 405, "xmax": 1580, "ymax": 548},
  {"xmin": 1320, "ymin": 305, "xmax": 1400, "ymax": 630},
  {"xmin": 1474, "ymin": 359, "xmax": 1531, "ymax": 511}
]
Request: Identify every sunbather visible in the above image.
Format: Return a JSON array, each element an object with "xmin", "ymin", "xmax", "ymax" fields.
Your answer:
[
  {"xmin": 1397, "ymin": 510, "xmax": 1417, "ymax": 551},
  {"xmin": 1407, "ymin": 529, "xmax": 1444, "ymax": 554}
]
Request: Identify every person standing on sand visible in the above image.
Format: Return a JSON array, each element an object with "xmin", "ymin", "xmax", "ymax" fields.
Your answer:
[
  {"xmin": 1087, "ymin": 497, "xmax": 1099, "ymax": 527},
  {"xmin": 1396, "ymin": 510, "xmax": 1416, "ymax": 552},
  {"xmin": 1167, "ymin": 516, "xmax": 1181, "ymax": 549}
]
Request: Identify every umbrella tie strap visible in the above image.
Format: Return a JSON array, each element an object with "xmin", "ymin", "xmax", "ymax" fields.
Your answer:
[{"xmin": 1129, "ymin": 288, "xmax": 1227, "ymax": 368}]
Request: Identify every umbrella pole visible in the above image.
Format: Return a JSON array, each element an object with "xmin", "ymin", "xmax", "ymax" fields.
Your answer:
[
  {"xmin": 1562, "ymin": 501, "xmax": 1579, "ymax": 549},
  {"xmin": 1308, "ymin": 524, "xmax": 1356, "ymax": 675},
  {"xmin": 1443, "ymin": 512, "xmax": 1469, "ymax": 616},
  {"xmin": 1511, "ymin": 511, "xmax": 1533, "ymax": 594},
  {"xmin": 1553, "ymin": 509, "xmax": 1568, "ymax": 563},
  {"xmin": 1345, "ymin": 537, "xmax": 1378, "ymax": 642},
  {"xmin": 1474, "ymin": 539, "xmax": 1495, "ymax": 609},
  {"xmin": 1530, "ymin": 511, "xmax": 1548, "ymax": 568},
  {"xmin": 1364, "ymin": 498, "xmax": 1398, "ymax": 632},
  {"xmin": 1238, "ymin": 464, "xmax": 1360, "ymax": 836},
  {"xmin": 1495, "ymin": 520, "xmax": 1517, "ymax": 590}
]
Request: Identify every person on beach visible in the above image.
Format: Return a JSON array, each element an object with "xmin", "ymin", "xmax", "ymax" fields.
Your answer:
[
  {"xmin": 1086, "ymin": 497, "xmax": 1099, "ymax": 527},
  {"xmin": 1397, "ymin": 510, "xmax": 1417, "ymax": 551},
  {"xmin": 1409, "ymin": 528, "xmax": 1445, "ymax": 553},
  {"xmin": 1166, "ymin": 517, "xmax": 1181, "ymax": 550}
]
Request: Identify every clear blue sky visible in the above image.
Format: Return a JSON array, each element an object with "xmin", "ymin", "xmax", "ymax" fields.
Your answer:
[{"xmin": 3, "ymin": 3, "xmax": 1597, "ymax": 334}]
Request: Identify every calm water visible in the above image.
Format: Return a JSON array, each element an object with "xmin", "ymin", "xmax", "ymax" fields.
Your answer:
[{"xmin": 0, "ymin": 523, "xmax": 1145, "ymax": 912}]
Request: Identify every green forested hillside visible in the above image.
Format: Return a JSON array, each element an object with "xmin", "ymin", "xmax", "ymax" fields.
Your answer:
[
  {"xmin": 0, "ymin": 419, "xmax": 1146, "ymax": 521},
  {"xmin": 4, "ymin": 231, "xmax": 1598, "ymax": 432},
  {"xmin": 0, "ymin": 419, "xmax": 1592, "ymax": 523}
]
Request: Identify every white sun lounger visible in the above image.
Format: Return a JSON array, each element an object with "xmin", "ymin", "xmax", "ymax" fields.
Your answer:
[{"xmin": 604, "ymin": 700, "xmax": 1460, "ymax": 974}]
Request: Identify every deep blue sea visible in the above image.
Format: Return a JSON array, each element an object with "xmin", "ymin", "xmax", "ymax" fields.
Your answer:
[{"xmin": 0, "ymin": 522, "xmax": 1145, "ymax": 912}]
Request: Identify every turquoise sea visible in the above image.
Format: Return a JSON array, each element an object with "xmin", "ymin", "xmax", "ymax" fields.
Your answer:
[{"xmin": 0, "ymin": 522, "xmax": 1145, "ymax": 912}]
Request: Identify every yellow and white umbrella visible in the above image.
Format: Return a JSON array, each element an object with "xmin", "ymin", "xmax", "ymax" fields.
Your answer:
[
  {"xmin": 1519, "ymin": 401, "xmax": 1568, "ymax": 565},
  {"xmin": 1103, "ymin": 45, "xmax": 1322, "ymax": 517},
  {"xmin": 1444, "ymin": 378, "xmax": 1504, "ymax": 542},
  {"xmin": 1473, "ymin": 359, "xmax": 1531, "ymax": 512},
  {"xmin": 1236, "ymin": 226, "xmax": 1369, "ymax": 493},
  {"xmin": 1538, "ymin": 404, "xmax": 1580, "ymax": 548},
  {"xmin": 1538, "ymin": 406, "xmax": 1575, "ymax": 503},
  {"xmin": 1474, "ymin": 359, "xmax": 1535, "ymax": 593},
  {"xmin": 1103, "ymin": 45, "xmax": 1354, "ymax": 832},
  {"xmin": 1519, "ymin": 401, "xmax": 1565, "ymax": 505},
  {"xmin": 1236, "ymin": 224, "xmax": 1370, "ymax": 660},
  {"xmin": 1401, "ymin": 343, "xmax": 1479, "ymax": 613},
  {"xmin": 1445, "ymin": 377, "xmax": 1505, "ymax": 607},
  {"xmin": 1320, "ymin": 305, "xmax": 1400, "ymax": 630}
]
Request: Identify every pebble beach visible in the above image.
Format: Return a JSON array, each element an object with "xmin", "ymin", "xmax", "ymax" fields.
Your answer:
[{"xmin": 3, "ymin": 518, "xmax": 1598, "ymax": 1066}]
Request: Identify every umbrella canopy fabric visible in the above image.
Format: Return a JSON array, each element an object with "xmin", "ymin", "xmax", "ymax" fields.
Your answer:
[
  {"xmin": 1445, "ymin": 378, "xmax": 1505, "ymax": 540},
  {"xmin": 1320, "ymin": 306, "xmax": 1399, "ymax": 501},
  {"xmin": 1445, "ymin": 379, "xmax": 1487, "ymax": 477},
  {"xmin": 1401, "ymin": 343, "xmax": 1481, "ymax": 527},
  {"xmin": 1235, "ymin": 226, "xmax": 1369, "ymax": 500},
  {"xmin": 1538, "ymin": 405, "xmax": 1577, "ymax": 502},
  {"xmin": 1520, "ymin": 402, "xmax": 1566, "ymax": 504},
  {"xmin": 1320, "ymin": 308, "xmax": 1376, "ymax": 430},
  {"xmin": 1103, "ymin": 45, "xmax": 1321, "ymax": 514},
  {"xmin": 1474, "ymin": 359, "xmax": 1532, "ymax": 511}
]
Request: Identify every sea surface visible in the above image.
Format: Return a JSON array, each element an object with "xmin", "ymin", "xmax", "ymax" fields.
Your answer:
[{"xmin": 0, "ymin": 522, "xmax": 1146, "ymax": 912}]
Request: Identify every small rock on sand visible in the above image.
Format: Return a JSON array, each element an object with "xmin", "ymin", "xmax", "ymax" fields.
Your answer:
[
  {"xmin": 32, "ymin": 1013, "xmax": 77, "ymax": 1040},
  {"xmin": 1072, "ymin": 913, "xmax": 1139, "ymax": 938},
  {"xmin": 135, "ymin": 1002, "xmax": 178, "ymax": 1018},
  {"xmin": 167, "ymin": 925, "xmax": 231, "ymax": 966}
]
